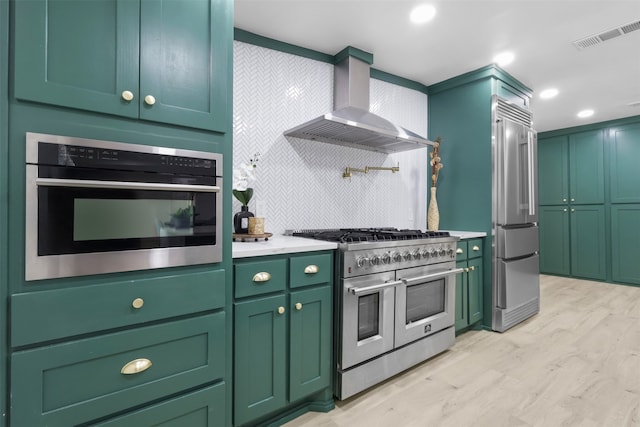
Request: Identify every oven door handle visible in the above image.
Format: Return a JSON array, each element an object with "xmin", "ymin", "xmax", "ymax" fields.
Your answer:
[
  {"xmin": 348, "ymin": 280, "xmax": 403, "ymax": 295},
  {"xmin": 35, "ymin": 178, "xmax": 221, "ymax": 193},
  {"xmin": 399, "ymin": 268, "xmax": 465, "ymax": 285}
]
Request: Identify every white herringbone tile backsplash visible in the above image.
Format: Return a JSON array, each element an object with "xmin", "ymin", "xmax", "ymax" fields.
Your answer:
[{"xmin": 233, "ymin": 41, "xmax": 429, "ymax": 235}]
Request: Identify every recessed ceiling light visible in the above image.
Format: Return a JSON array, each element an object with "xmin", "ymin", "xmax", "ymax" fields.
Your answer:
[
  {"xmin": 539, "ymin": 88, "xmax": 559, "ymax": 99},
  {"xmin": 577, "ymin": 109, "xmax": 594, "ymax": 118},
  {"xmin": 410, "ymin": 4, "xmax": 436, "ymax": 24},
  {"xmin": 493, "ymin": 51, "xmax": 514, "ymax": 67}
]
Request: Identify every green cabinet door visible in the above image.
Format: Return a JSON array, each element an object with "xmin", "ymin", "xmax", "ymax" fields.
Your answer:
[
  {"xmin": 289, "ymin": 286, "xmax": 332, "ymax": 402},
  {"xmin": 234, "ymin": 294, "xmax": 286, "ymax": 426},
  {"xmin": 454, "ymin": 260, "xmax": 468, "ymax": 331},
  {"xmin": 609, "ymin": 123, "xmax": 640, "ymax": 203},
  {"xmin": 139, "ymin": 0, "xmax": 228, "ymax": 131},
  {"xmin": 538, "ymin": 136, "xmax": 569, "ymax": 205},
  {"xmin": 539, "ymin": 206, "xmax": 571, "ymax": 275},
  {"xmin": 14, "ymin": 0, "xmax": 140, "ymax": 118},
  {"xmin": 570, "ymin": 205, "xmax": 606, "ymax": 280},
  {"xmin": 467, "ymin": 257, "xmax": 483, "ymax": 325},
  {"xmin": 14, "ymin": 0, "xmax": 229, "ymax": 132},
  {"xmin": 569, "ymin": 130, "xmax": 604, "ymax": 204},
  {"xmin": 611, "ymin": 204, "xmax": 640, "ymax": 284}
]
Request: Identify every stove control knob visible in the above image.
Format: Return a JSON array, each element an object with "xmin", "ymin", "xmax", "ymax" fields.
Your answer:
[
  {"xmin": 447, "ymin": 248, "xmax": 455, "ymax": 257},
  {"xmin": 381, "ymin": 253, "xmax": 391, "ymax": 264},
  {"xmin": 421, "ymin": 248, "xmax": 430, "ymax": 259},
  {"xmin": 430, "ymin": 249, "xmax": 438, "ymax": 258},
  {"xmin": 370, "ymin": 255, "xmax": 381, "ymax": 266},
  {"xmin": 412, "ymin": 249, "xmax": 421, "ymax": 259},
  {"xmin": 439, "ymin": 248, "xmax": 446, "ymax": 257},
  {"xmin": 391, "ymin": 251, "xmax": 402, "ymax": 262},
  {"xmin": 356, "ymin": 256, "xmax": 369, "ymax": 268},
  {"xmin": 402, "ymin": 251, "xmax": 412, "ymax": 261}
]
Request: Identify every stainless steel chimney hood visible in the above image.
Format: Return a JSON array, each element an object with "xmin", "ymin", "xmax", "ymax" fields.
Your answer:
[{"xmin": 284, "ymin": 50, "xmax": 434, "ymax": 154}]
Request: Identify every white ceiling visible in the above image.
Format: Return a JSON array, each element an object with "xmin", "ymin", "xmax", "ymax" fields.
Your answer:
[{"xmin": 234, "ymin": 0, "xmax": 640, "ymax": 132}]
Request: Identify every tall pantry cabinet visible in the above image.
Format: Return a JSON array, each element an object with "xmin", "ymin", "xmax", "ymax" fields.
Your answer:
[
  {"xmin": 538, "ymin": 117, "xmax": 640, "ymax": 286},
  {"xmin": 4, "ymin": 0, "xmax": 234, "ymax": 425}
]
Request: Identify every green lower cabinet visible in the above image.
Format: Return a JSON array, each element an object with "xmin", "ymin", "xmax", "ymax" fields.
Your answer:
[
  {"xmin": 233, "ymin": 251, "xmax": 334, "ymax": 427},
  {"xmin": 539, "ymin": 206, "xmax": 571, "ymax": 275},
  {"xmin": 234, "ymin": 294, "xmax": 287, "ymax": 426},
  {"xmin": 91, "ymin": 382, "xmax": 226, "ymax": 427},
  {"xmin": 454, "ymin": 240, "xmax": 483, "ymax": 332},
  {"xmin": 611, "ymin": 204, "xmax": 640, "ymax": 284},
  {"xmin": 570, "ymin": 205, "xmax": 606, "ymax": 280}
]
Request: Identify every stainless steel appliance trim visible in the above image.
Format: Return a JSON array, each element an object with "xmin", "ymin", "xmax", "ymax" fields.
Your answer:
[
  {"xmin": 496, "ymin": 254, "xmax": 540, "ymax": 308},
  {"xmin": 399, "ymin": 268, "xmax": 464, "ymax": 285},
  {"xmin": 36, "ymin": 177, "xmax": 221, "ymax": 193},
  {"xmin": 335, "ymin": 326, "xmax": 455, "ymax": 400},
  {"xmin": 26, "ymin": 132, "xmax": 223, "ymax": 169},
  {"xmin": 348, "ymin": 280, "xmax": 403, "ymax": 295},
  {"xmin": 496, "ymin": 225, "xmax": 539, "ymax": 259},
  {"xmin": 527, "ymin": 130, "xmax": 536, "ymax": 216}
]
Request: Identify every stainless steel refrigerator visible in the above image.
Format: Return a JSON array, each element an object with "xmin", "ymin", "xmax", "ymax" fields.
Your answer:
[{"xmin": 492, "ymin": 96, "xmax": 540, "ymax": 332}]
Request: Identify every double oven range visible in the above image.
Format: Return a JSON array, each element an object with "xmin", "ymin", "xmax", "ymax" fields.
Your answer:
[{"xmin": 291, "ymin": 228, "xmax": 462, "ymax": 400}]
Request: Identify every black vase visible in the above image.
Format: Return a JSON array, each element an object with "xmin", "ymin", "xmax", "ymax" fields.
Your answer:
[{"xmin": 233, "ymin": 205, "xmax": 254, "ymax": 234}]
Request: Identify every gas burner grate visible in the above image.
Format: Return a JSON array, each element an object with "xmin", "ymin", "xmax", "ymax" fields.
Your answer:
[{"xmin": 290, "ymin": 228, "xmax": 450, "ymax": 243}]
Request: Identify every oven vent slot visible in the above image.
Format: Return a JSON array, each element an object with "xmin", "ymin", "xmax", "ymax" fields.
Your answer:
[{"xmin": 572, "ymin": 19, "xmax": 640, "ymax": 50}]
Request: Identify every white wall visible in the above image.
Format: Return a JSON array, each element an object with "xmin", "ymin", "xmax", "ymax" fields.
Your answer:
[{"xmin": 233, "ymin": 41, "xmax": 429, "ymax": 235}]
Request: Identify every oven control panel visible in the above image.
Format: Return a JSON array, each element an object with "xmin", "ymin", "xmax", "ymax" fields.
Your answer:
[{"xmin": 342, "ymin": 240, "xmax": 457, "ymax": 277}]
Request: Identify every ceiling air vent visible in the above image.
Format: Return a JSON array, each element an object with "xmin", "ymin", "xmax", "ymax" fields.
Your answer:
[{"xmin": 573, "ymin": 19, "xmax": 640, "ymax": 50}]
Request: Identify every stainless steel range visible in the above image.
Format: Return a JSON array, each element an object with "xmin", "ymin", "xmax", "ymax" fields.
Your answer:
[{"xmin": 290, "ymin": 228, "xmax": 462, "ymax": 400}]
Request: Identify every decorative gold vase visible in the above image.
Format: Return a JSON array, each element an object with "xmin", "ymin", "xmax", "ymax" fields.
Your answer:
[{"xmin": 427, "ymin": 186, "xmax": 439, "ymax": 231}]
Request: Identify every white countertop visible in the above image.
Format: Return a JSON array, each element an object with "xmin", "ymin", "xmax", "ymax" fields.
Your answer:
[
  {"xmin": 232, "ymin": 235, "xmax": 338, "ymax": 258},
  {"xmin": 232, "ymin": 231, "xmax": 485, "ymax": 258},
  {"xmin": 445, "ymin": 230, "xmax": 487, "ymax": 239}
]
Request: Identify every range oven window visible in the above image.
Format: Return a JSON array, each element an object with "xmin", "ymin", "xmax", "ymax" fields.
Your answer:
[
  {"xmin": 357, "ymin": 293, "xmax": 380, "ymax": 341},
  {"xmin": 405, "ymin": 278, "xmax": 445, "ymax": 324}
]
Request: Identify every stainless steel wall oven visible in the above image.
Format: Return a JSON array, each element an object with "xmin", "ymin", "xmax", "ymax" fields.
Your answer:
[{"xmin": 25, "ymin": 133, "xmax": 223, "ymax": 281}]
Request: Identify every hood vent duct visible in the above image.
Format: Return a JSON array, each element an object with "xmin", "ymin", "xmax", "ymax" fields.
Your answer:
[{"xmin": 284, "ymin": 52, "xmax": 434, "ymax": 153}]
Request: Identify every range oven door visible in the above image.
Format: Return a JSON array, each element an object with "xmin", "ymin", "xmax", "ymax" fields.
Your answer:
[
  {"xmin": 340, "ymin": 271, "xmax": 397, "ymax": 370},
  {"xmin": 394, "ymin": 262, "xmax": 461, "ymax": 348}
]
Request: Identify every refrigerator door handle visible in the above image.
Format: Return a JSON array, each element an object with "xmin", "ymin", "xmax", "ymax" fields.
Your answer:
[{"xmin": 527, "ymin": 129, "xmax": 536, "ymax": 217}]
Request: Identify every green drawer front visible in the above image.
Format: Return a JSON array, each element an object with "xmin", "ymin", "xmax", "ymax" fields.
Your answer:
[
  {"xmin": 11, "ymin": 312, "xmax": 225, "ymax": 427},
  {"xmin": 91, "ymin": 382, "xmax": 226, "ymax": 427},
  {"xmin": 467, "ymin": 238, "xmax": 483, "ymax": 259},
  {"xmin": 290, "ymin": 253, "xmax": 332, "ymax": 289},
  {"xmin": 235, "ymin": 259, "xmax": 287, "ymax": 298},
  {"xmin": 11, "ymin": 269, "xmax": 225, "ymax": 347},
  {"xmin": 456, "ymin": 241, "xmax": 468, "ymax": 261}
]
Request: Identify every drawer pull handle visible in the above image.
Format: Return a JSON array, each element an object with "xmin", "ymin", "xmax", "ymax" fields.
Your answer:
[
  {"xmin": 470, "ymin": 266, "xmax": 476, "ymax": 271},
  {"xmin": 253, "ymin": 272, "xmax": 271, "ymax": 282},
  {"xmin": 464, "ymin": 268, "xmax": 469, "ymax": 273},
  {"xmin": 456, "ymin": 248, "xmax": 464, "ymax": 254},
  {"xmin": 278, "ymin": 306, "xmax": 285, "ymax": 315},
  {"xmin": 295, "ymin": 302, "xmax": 303, "ymax": 310},
  {"xmin": 132, "ymin": 298, "xmax": 144, "ymax": 309},
  {"xmin": 304, "ymin": 265, "xmax": 319, "ymax": 274},
  {"xmin": 121, "ymin": 358, "xmax": 152, "ymax": 375},
  {"xmin": 472, "ymin": 245, "xmax": 480, "ymax": 251}
]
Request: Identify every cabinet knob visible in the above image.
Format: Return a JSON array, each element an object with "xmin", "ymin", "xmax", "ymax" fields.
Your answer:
[
  {"xmin": 277, "ymin": 306, "xmax": 285, "ymax": 315},
  {"xmin": 563, "ymin": 208, "xmax": 568, "ymax": 212},
  {"xmin": 121, "ymin": 90, "xmax": 134, "ymax": 101},
  {"xmin": 132, "ymin": 297, "xmax": 144, "ymax": 309},
  {"xmin": 304, "ymin": 265, "xmax": 319, "ymax": 274},
  {"xmin": 464, "ymin": 267, "xmax": 470, "ymax": 273},
  {"xmin": 562, "ymin": 198, "xmax": 567, "ymax": 202},
  {"xmin": 571, "ymin": 208, "xmax": 575, "ymax": 212},
  {"xmin": 571, "ymin": 198, "xmax": 575, "ymax": 202},
  {"xmin": 295, "ymin": 302, "xmax": 303, "ymax": 311},
  {"xmin": 472, "ymin": 245, "xmax": 480, "ymax": 251},
  {"xmin": 470, "ymin": 266, "xmax": 476, "ymax": 271},
  {"xmin": 456, "ymin": 248, "xmax": 464, "ymax": 254},
  {"xmin": 144, "ymin": 95, "xmax": 156, "ymax": 105},
  {"xmin": 252, "ymin": 272, "xmax": 271, "ymax": 282},
  {"xmin": 121, "ymin": 358, "xmax": 152, "ymax": 375}
]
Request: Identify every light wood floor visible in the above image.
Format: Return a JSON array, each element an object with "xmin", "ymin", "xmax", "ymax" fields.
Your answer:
[{"xmin": 284, "ymin": 275, "xmax": 640, "ymax": 427}]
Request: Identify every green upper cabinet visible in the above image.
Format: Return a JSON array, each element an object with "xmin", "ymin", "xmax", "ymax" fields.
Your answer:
[
  {"xmin": 538, "ymin": 136, "xmax": 569, "ymax": 206},
  {"xmin": 609, "ymin": 122, "xmax": 640, "ymax": 203},
  {"xmin": 569, "ymin": 131, "xmax": 604, "ymax": 204},
  {"xmin": 14, "ymin": 0, "xmax": 229, "ymax": 133},
  {"xmin": 538, "ymin": 131, "xmax": 604, "ymax": 206}
]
